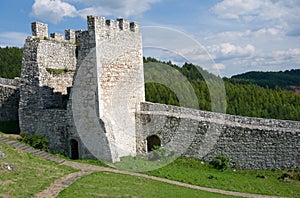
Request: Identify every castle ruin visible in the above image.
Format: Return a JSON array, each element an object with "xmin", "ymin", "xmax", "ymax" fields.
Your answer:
[{"xmin": 0, "ymin": 16, "xmax": 299, "ymax": 169}]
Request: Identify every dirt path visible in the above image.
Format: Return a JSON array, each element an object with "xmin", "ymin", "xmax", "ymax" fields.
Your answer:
[
  {"xmin": 60, "ymin": 161, "xmax": 282, "ymax": 198},
  {"xmin": 33, "ymin": 170, "xmax": 92, "ymax": 198},
  {"xmin": 0, "ymin": 135, "xmax": 283, "ymax": 198}
]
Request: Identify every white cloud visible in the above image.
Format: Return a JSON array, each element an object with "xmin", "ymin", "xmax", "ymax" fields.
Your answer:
[
  {"xmin": 208, "ymin": 43, "xmax": 255, "ymax": 59},
  {"xmin": 31, "ymin": 0, "xmax": 160, "ymax": 23},
  {"xmin": 0, "ymin": 32, "xmax": 28, "ymax": 47},
  {"xmin": 31, "ymin": 0, "xmax": 77, "ymax": 23},
  {"xmin": 212, "ymin": 0, "xmax": 264, "ymax": 20},
  {"xmin": 74, "ymin": 0, "xmax": 160, "ymax": 18},
  {"xmin": 212, "ymin": 0, "xmax": 286, "ymax": 21},
  {"xmin": 212, "ymin": 0, "xmax": 300, "ymax": 36},
  {"xmin": 272, "ymin": 48, "xmax": 300, "ymax": 61},
  {"xmin": 212, "ymin": 63, "xmax": 226, "ymax": 70}
]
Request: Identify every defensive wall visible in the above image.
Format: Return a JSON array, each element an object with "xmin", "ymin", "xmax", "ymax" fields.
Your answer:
[
  {"xmin": 0, "ymin": 78, "xmax": 20, "ymax": 122},
  {"xmin": 137, "ymin": 102, "xmax": 300, "ymax": 169},
  {"xmin": 0, "ymin": 15, "xmax": 298, "ymax": 169}
]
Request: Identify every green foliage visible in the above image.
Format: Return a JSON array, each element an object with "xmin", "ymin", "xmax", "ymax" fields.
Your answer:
[
  {"xmin": 20, "ymin": 132, "xmax": 49, "ymax": 151},
  {"xmin": 279, "ymin": 169, "xmax": 300, "ymax": 181},
  {"xmin": 0, "ymin": 46, "xmax": 22, "ymax": 78},
  {"xmin": 144, "ymin": 57, "xmax": 300, "ymax": 121},
  {"xmin": 149, "ymin": 145, "xmax": 175, "ymax": 161},
  {"xmin": 224, "ymin": 81, "xmax": 300, "ymax": 120},
  {"xmin": 46, "ymin": 68, "xmax": 75, "ymax": 75},
  {"xmin": 231, "ymin": 69, "xmax": 300, "ymax": 89},
  {"xmin": 210, "ymin": 155, "xmax": 230, "ymax": 171},
  {"xmin": 145, "ymin": 82, "xmax": 180, "ymax": 106}
]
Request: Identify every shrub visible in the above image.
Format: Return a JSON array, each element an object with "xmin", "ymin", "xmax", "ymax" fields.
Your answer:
[
  {"xmin": 278, "ymin": 169, "xmax": 300, "ymax": 181},
  {"xmin": 20, "ymin": 132, "xmax": 49, "ymax": 151},
  {"xmin": 210, "ymin": 155, "xmax": 230, "ymax": 171},
  {"xmin": 148, "ymin": 146, "xmax": 175, "ymax": 161}
]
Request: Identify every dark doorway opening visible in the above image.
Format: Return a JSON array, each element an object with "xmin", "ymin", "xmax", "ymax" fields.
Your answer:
[
  {"xmin": 146, "ymin": 135, "xmax": 161, "ymax": 152},
  {"xmin": 70, "ymin": 139, "xmax": 79, "ymax": 160}
]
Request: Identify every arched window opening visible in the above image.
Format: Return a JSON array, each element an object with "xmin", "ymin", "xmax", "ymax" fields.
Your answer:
[{"xmin": 146, "ymin": 135, "xmax": 161, "ymax": 152}]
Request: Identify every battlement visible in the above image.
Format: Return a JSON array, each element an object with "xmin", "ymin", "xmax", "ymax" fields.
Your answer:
[
  {"xmin": 87, "ymin": 16, "xmax": 139, "ymax": 32},
  {"xmin": 65, "ymin": 29, "xmax": 84, "ymax": 43},
  {"xmin": 32, "ymin": 22, "xmax": 48, "ymax": 38},
  {"xmin": 31, "ymin": 22, "xmax": 82, "ymax": 43},
  {"xmin": 50, "ymin": 33, "xmax": 64, "ymax": 41}
]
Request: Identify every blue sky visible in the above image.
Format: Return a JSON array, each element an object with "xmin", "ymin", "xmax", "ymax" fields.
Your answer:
[{"xmin": 1, "ymin": 0, "xmax": 300, "ymax": 77}]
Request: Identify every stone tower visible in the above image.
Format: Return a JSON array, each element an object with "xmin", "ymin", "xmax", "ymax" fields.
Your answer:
[
  {"xmin": 19, "ymin": 16, "xmax": 145, "ymax": 162},
  {"xmin": 71, "ymin": 16, "xmax": 145, "ymax": 162},
  {"xmin": 19, "ymin": 21, "xmax": 77, "ymax": 154}
]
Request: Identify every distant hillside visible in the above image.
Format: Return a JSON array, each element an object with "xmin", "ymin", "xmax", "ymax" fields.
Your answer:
[
  {"xmin": 144, "ymin": 57, "xmax": 300, "ymax": 121},
  {"xmin": 231, "ymin": 69, "xmax": 300, "ymax": 90}
]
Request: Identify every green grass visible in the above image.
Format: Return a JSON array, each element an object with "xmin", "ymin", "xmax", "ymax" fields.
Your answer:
[
  {"xmin": 46, "ymin": 68, "xmax": 75, "ymax": 75},
  {"xmin": 0, "ymin": 142, "xmax": 77, "ymax": 197},
  {"xmin": 1, "ymin": 139, "xmax": 298, "ymax": 197},
  {"xmin": 66, "ymin": 156, "xmax": 300, "ymax": 197},
  {"xmin": 113, "ymin": 155, "xmax": 178, "ymax": 172},
  {"xmin": 58, "ymin": 171, "xmax": 233, "ymax": 198},
  {"xmin": 146, "ymin": 157, "xmax": 300, "ymax": 198},
  {"xmin": 0, "ymin": 121, "xmax": 20, "ymax": 134}
]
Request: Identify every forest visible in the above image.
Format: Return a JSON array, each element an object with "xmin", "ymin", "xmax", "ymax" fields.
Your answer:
[
  {"xmin": 231, "ymin": 69, "xmax": 300, "ymax": 89},
  {"xmin": 0, "ymin": 47, "xmax": 22, "ymax": 79},
  {"xmin": 0, "ymin": 47, "xmax": 299, "ymax": 121},
  {"xmin": 144, "ymin": 57, "xmax": 300, "ymax": 121}
]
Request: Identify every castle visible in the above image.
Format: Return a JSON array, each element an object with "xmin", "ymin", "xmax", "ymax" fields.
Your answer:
[{"xmin": 0, "ymin": 16, "xmax": 299, "ymax": 169}]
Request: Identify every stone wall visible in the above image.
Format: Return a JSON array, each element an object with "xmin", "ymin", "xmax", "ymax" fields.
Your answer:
[
  {"xmin": 19, "ymin": 23, "xmax": 77, "ymax": 154},
  {"xmin": 136, "ymin": 102, "xmax": 300, "ymax": 169},
  {"xmin": 17, "ymin": 16, "xmax": 299, "ymax": 169},
  {"xmin": 70, "ymin": 16, "xmax": 144, "ymax": 162},
  {"xmin": 0, "ymin": 78, "xmax": 20, "ymax": 122},
  {"xmin": 94, "ymin": 16, "xmax": 144, "ymax": 160}
]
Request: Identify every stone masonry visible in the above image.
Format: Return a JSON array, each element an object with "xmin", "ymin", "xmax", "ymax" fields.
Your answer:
[
  {"xmin": 0, "ymin": 78, "xmax": 20, "ymax": 122},
  {"xmin": 136, "ymin": 102, "xmax": 300, "ymax": 169},
  {"xmin": 0, "ymin": 15, "xmax": 299, "ymax": 169}
]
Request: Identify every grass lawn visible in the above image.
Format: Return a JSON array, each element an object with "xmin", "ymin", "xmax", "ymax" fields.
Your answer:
[
  {"xmin": 146, "ymin": 157, "xmax": 300, "ymax": 198},
  {"xmin": 76, "ymin": 156, "xmax": 300, "ymax": 197},
  {"xmin": 1, "ymin": 138, "xmax": 299, "ymax": 197},
  {"xmin": 58, "ymin": 171, "xmax": 233, "ymax": 198},
  {"xmin": 0, "ymin": 142, "xmax": 77, "ymax": 197}
]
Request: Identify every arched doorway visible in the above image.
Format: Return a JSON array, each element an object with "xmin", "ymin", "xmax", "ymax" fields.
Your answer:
[
  {"xmin": 70, "ymin": 139, "xmax": 79, "ymax": 160},
  {"xmin": 146, "ymin": 135, "xmax": 161, "ymax": 152}
]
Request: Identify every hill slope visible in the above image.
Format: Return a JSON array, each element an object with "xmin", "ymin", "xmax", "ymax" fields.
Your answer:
[
  {"xmin": 144, "ymin": 58, "xmax": 300, "ymax": 121},
  {"xmin": 231, "ymin": 69, "xmax": 300, "ymax": 90}
]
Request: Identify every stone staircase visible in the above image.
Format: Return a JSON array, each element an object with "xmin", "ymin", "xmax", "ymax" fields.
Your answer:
[{"xmin": 0, "ymin": 135, "xmax": 65, "ymax": 163}]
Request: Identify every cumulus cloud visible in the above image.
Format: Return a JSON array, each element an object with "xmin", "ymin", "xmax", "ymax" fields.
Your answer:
[
  {"xmin": 212, "ymin": 0, "xmax": 300, "ymax": 36},
  {"xmin": 31, "ymin": 0, "xmax": 77, "ymax": 23},
  {"xmin": 212, "ymin": 0, "xmax": 286, "ymax": 21},
  {"xmin": 208, "ymin": 43, "xmax": 255, "ymax": 60},
  {"xmin": 72, "ymin": 0, "xmax": 160, "ymax": 18},
  {"xmin": 31, "ymin": 0, "xmax": 160, "ymax": 23}
]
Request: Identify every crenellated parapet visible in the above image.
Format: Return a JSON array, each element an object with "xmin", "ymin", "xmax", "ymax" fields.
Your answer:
[
  {"xmin": 31, "ymin": 22, "xmax": 82, "ymax": 44},
  {"xmin": 31, "ymin": 22, "xmax": 48, "ymax": 38},
  {"xmin": 87, "ymin": 15, "xmax": 139, "ymax": 33}
]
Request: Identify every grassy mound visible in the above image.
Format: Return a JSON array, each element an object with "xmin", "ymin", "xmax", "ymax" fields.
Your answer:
[{"xmin": 0, "ymin": 142, "xmax": 77, "ymax": 197}]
